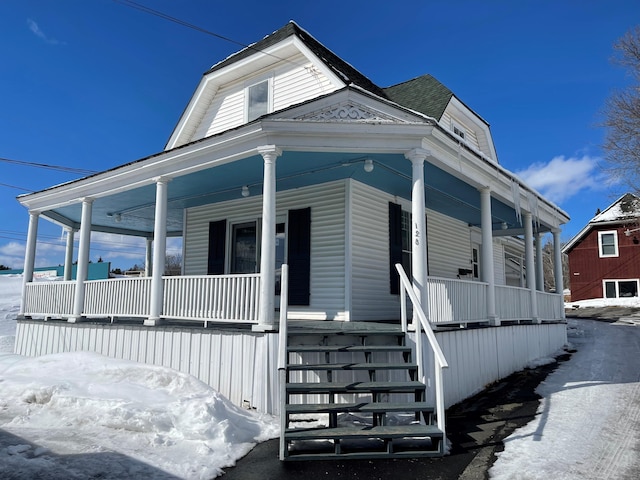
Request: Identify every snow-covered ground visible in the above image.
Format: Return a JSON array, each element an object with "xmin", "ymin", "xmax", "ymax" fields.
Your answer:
[
  {"xmin": 1, "ymin": 274, "xmax": 638, "ymax": 479},
  {"xmin": 0, "ymin": 275, "xmax": 278, "ymax": 480},
  {"xmin": 490, "ymin": 318, "xmax": 640, "ymax": 479}
]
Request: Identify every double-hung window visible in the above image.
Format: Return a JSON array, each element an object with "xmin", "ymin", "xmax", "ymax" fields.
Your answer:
[
  {"xmin": 246, "ymin": 78, "xmax": 271, "ymax": 122},
  {"xmin": 598, "ymin": 230, "xmax": 619, "ymax": 258}
]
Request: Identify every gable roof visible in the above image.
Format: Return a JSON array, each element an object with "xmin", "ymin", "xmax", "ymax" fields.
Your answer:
[
  {"xmin": 563, "ymin": 193, "xmax": 640, "ymax": 253},
  {"xmin": 207, "ymin": 21, "xmax": 387, "ymax": 98}
]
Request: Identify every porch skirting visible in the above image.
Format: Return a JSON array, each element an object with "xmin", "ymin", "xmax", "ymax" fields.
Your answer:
[{"xmin": 14, "ymin": 319, "xmax": 566, "ymax": 414}]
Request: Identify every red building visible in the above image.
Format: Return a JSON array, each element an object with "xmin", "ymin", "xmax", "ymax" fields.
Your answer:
[{"xmin": 563, "ymin": 194, "xmax": 640, "ymax": 302}]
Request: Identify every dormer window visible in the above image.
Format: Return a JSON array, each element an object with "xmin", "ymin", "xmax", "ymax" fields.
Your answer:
[
  {"xmin": 247, "ymin": 79, "xmax": 270, "ymax": 122},
  {"xmin": 451, "ymin": 119, "xmax": 466, "ymax": 140}
]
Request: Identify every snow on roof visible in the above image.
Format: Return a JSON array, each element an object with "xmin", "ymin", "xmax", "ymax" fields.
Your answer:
[{"xmin": 591, "ymin": 193, "xmax": 640, "ymax": 223}]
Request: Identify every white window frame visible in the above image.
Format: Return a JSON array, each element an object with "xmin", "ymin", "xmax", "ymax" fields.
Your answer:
[
  {"xmin": 245, "ymin": 75, "xmax": 273, "ymax": 123},
  {"xmin": 602, "ymin": 278, "xmax": 639, "ymax": 299},
  {"xmin": 598, "ymin": 230, "xmax": 619, "ymax": 258},
  {"xmin": 450, "ymin": 118, "xmax": 466, "ymax": 140}
]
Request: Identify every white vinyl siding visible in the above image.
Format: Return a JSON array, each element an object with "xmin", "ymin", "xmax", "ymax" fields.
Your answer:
[
  {"xmin": 493, "ymin": 240, "xmax": 506, "ymax": 286},
  {"xmin": 350, "ymin": 181, "xmax": 402, "ymax": 321},
  {"xmin": 426, "ymin": 209, "xmax": 472, "ymax": 278},
  {"xmin": 184, "ymin": 180, "xmax": 346, "ymax": 320},
  {"xmin": 272, "ymin": 55, "xmax": 335, "ymax": 111},
  {"xmin": 441, "ymin": 111, "xmax": 480, "ymax": 152},
  {"xmin": 192, "ymin": 54, "xmax": 337, "ymax": 141}
]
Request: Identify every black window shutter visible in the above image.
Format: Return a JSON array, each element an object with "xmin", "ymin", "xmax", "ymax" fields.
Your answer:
[
  {"xmin": 288, "ymin": 207, "xmax": 311, "ymax": 306},
  {"xmin": 207, "ymin": 220, "xmax": 226, "ymax": 275},
  {"xmin": 389, "ymin": 202, "xmax": 402, "ymax": 294}
]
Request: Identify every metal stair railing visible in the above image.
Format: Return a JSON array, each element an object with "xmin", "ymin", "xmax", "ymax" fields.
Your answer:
[
  {"xmin": 277, "ymin": 264, "xmax": 289, "ymax": 461},
  {"xmin": 395, "ymin": 263, "xmax": 449, "ymax": 440}
]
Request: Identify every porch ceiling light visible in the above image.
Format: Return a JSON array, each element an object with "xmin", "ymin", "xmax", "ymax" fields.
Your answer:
[
  {"xmin": 363, "ymin": 159, "xmax": 374, "ymax": 173},
  {"xmin": 241, "ymin": 185, "xmax": 250, "ymax": 197},
  {"xmin": 501, "ymin": 222, "xmax": 508, "ymax": 230}
]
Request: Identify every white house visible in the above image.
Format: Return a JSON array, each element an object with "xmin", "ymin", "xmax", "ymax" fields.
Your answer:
[{"xmin": 15, "ymin": 22, "xmax": 569, "ymax": 460}]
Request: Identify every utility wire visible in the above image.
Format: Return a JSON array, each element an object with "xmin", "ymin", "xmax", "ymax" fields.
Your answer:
[
  {"xmin": 113, "ymin": 0, "xmax": 306, "ymax": 69},
  {"xmin": 0, "ymin": 182, "xmax": 34, "ymax": 193},
  {"xmin": 0, "ymin": 156, "xmax": 97, "ymax": 176}
]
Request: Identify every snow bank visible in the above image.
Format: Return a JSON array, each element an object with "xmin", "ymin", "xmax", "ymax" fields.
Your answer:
[
  {"xmin": 0, "ymin": 352, "xmax": 278, "ymax": 479},
  {"xmin": 0, "ymin": 274, "xmax": 22, "ymax": 349},
  {"xmin": 0, "ymin": 275, "xmax": 278, "ymax": 479}
]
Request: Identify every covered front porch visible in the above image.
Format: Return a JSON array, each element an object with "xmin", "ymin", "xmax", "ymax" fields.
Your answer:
[{"xmin": 20, "ymin": 270, "xmax": 564, "ymax": 327}]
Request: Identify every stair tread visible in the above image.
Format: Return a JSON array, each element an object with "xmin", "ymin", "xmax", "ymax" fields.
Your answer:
[
  {"xmin": 289, "ymin": 330, "xmax": 404, "ymax": 336},
  {"xmin": 286, "ymin": 381, "xmax": 425, "ymax": 393},
  {"xmin": 287, "ymin": 345, "xmax": 410, "ymax": 353},
  {"xmin": 285, "ymin": 424, "xmax": 443, "ymax": 440},
  {"xmin": 286, "ymin": 401, "xmax": 434, "ymax": 413},
  {"xmin": 287, "ymin": 362, "xmax": 417, "ymax": 371},
  {"xmin": 283, "ymin": 450, "xmax": 442, "ymax": 461}
]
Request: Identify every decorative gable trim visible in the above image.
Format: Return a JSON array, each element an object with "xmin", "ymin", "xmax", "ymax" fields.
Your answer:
[{"xmin": 294, "ymin": 101, "xmax": 408, "ymax": 123}]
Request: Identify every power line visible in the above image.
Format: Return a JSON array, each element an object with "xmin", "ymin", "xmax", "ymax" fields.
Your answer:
[
  {"xmin": 0, "ymin": 182, "xmax": 34, "ymax": 193},
  {"xmin": 113, "ymin": 0, "xmax": 305, "ymax": 69},
  {"xmin": 0, "ymin": 156, "xmax": 97, "ymax": 176}
]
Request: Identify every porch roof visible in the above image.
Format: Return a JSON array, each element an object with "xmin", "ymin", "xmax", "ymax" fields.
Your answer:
[{"xmin": 17, "ymin": 88, "xmax": 569, "ymax": 238}]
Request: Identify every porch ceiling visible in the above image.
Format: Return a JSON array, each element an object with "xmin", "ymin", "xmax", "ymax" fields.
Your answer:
[{"xmin": 45, "ymin": 151, "xmax": 522, "ymax": 237}]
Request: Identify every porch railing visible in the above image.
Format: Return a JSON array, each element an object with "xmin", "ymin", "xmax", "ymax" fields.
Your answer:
[
  {"xmin": 427, "ymin": 276, "xmax": 488, "ymax": 324},
  {"xmin": 163, "ymin": 274, "xmax": 260, "ymax": 322},
  {"xmin": 495, "ymin": 285, "xmax": 532, "ymax": 321},
  {"xmin": 23, "ymin": 274, "xmax": 261, "ymax": 323},
  {"xmin": 396, "ymin": 264, "xmax": 448, "ymax": 441},
  {"xmin": 536, "ymin": 290, "xmax": 564, "ymax": 321},
  {"xmin": 84, "ymin": 277, "xmax": 151, "ymax": 317},
  {"xmin": 24, "ymin": 281, "xmax": 76, "ymax": 317}
]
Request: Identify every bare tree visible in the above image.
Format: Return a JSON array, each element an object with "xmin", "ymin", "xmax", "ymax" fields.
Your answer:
[
  {"xmin": 602, "ymin": 26, "xmax": 640, "ymax": 191},
  {"xmin": 164, "ymin": 253, "xmax": 183, "ymax": 276},
  {"xmin": 542, "ymin": 239, "xmax": 569, "ymax": 293}
]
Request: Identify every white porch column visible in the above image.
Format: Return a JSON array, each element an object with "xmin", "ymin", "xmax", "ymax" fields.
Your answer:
[
  {"xmin": 535, "ymin": 233, "xmax": 544, "ymax": 291},
  {"xmin": 405, "ymin": 148, "xmax": 430, "ymax": 318},
  {"xmin": 552, "ymin": 227, "xmax": 566, "ymax": 320},
  {"xmin": 479, "ymin": 187, "xmax": 499, "ymax": 326},
  {"xmin": 523, "ymin": 212, "xmax": 540, "ymax": 323},
  {"xmin": 256, "ymin": 145, "xmax": 282, "ymax": 331},
  {"xmin": 64, "ymin": 228, "xmax": 75, "ymax": 281},
  {"xmin": 146, "ymin": 177, "xmax": 170, "ymax": 326},
  {"xmin": 70, "ymin": 198, "xmax": 93, "ymax": 323},
  {"xmin": 19, "ymin": 211, "xmax": 39, "ymax": 317},
  {"xmin": 145, "ymin": 237, "xmax": 153, "ymax": 277}
]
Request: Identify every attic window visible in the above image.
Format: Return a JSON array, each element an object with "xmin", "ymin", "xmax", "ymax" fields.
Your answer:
[
  {"xmin": 247, "ymin": 80, "xmax": 270, "ymax": 122},
  {"xmin": 451, "ymin": 119, "xmax": 466, "ymax": 140}
]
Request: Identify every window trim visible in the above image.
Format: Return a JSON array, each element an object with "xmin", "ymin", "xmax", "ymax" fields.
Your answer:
[
  {"xmin": 245, "ymin": 75, "xmax": 273, "ymax": 123},
  {"xmin": 602, "ymin": 278, "xmax": 639, "ymax": 299},
  {"xmin": 598, "ymin": 230, "xmax": 619, "ymax": 258},
  {"xmin": 450, "ymin": 118, "xmax": 466, "ymax": 140}
]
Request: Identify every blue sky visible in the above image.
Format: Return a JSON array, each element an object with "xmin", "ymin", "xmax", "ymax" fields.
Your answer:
[{"xmin": 0, "ymin": 0, "xmax": 638, "ymax": 271}]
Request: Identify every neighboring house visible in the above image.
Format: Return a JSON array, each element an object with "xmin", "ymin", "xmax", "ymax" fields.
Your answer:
[
  {"xmin": 0, "ymin": 262, "xmax": 110, "ymax": 280},
  {"xmin": 563, "ymin": 193, "xmax": 640, "ymax": 302},
  {"xmin": 15, "ymin": 22, "xmax": 569, "ymax": 459}
]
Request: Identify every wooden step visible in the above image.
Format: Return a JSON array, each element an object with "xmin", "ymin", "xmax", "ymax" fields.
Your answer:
[
  {"xmin": 287, "ymin": 362, "xmax": 417, "ymax": 371},
  {"xmin": 286, "ymin": 401, "xmax": 434, "ymax": 415},
  {"xmin": 286, "ymin": 381, "xmax": 425, "ymax": 394},
  {"xmin": 287, "ymin": 344, "xmax": 411, "ymax": 354},
  {"xmin": 286, "ymin": 424, "xmax": 443, "ymax": 441}
]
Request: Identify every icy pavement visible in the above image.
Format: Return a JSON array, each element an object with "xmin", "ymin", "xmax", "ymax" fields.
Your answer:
[{"xmin": 490, "ymin": 318, "xmax": 640, "ymax": 480}]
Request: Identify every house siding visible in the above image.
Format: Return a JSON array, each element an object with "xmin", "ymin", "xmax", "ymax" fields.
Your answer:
[
  {"xmin": 426, "ymin": 209, "xmax": 472, "ymax": 278},
  {"xmin": 350, "ymin": 181, "xmax": 401, "ymax": 321},
  {"xmin": 349, "ymin": 181, "xmax": 477, "ymax": 321},
  {"xmin": 568, "ymin": 225, "xmax": 640, "ymax": 301},
  {"xmin": 192, "ymin": 54, "xmax": 337, "ymax": 141},
  {"xmin": 183, "ymin": 181, "xmax": 347, "ymax": 320}
]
